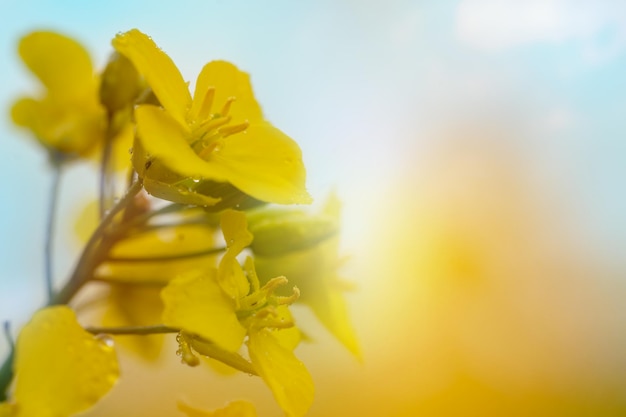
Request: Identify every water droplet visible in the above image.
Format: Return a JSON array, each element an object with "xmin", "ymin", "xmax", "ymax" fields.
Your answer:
[
  {"xmin": 192, "ymin": 178, "xmax": 200, "ymax": 183},
  {"xmin": 95, "ymin": 334, "xmax": 115, "ymax": 348}
]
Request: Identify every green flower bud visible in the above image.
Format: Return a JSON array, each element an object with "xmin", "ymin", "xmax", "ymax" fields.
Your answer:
[
  {"xmin": 99, "ymin": 52, "xmax": 142, "ymax": 112},
  {"xmin": 247, "ymin": 208, "xmax": 339, "ymax": 256}
]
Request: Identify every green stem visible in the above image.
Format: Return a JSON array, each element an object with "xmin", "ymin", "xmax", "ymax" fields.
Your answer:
[
  {"xmin": 98, "ymin": 112, "xmax": 116, "ymax": 219},
  {"xmin": 86, "ymin": 324, "xmax": 179, "ymax": 336},
  {"xmin": 44, "ymin": 161, "xmax": 62, "ymax": 302},
  {"xmin": 91, "ymin": 277, "xmax": 169, "ymax": 286},
  {"xmin": 106, "ymin": 246, "xmax": 225, "ymax": 263},
  {"xmin": 52, "ymin": 180, "xmax": 143, "ymax": 305}
]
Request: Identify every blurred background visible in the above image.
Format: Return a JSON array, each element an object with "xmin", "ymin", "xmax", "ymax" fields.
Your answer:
[{"xmin": 2, "ymin": 0, "xmax": 626, "ymax": 416}]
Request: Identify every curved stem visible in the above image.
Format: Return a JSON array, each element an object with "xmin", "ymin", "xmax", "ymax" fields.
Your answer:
[
  {"xmin": 86, "ymin": 324, "xmax": 179, "ymax": 336},
  {"xmin": 52, "ymin": 180, "xmax": 143, "ymax": 305},
  {"xmin": 44, "ymin": 162, "xmax": 62, "ymax": 302},
  {"xmin": 106, "ymin": 246, "xmax": 225, "ymax": 263},
  {"xmin": 99, "ymin": 112, "xmax": 116, "ymax": 219}
]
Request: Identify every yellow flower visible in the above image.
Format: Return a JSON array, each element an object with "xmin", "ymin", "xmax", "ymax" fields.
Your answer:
[
  {"xmin": 253, "ymin": 195, "xmax": 361, "ymax": 358},
  {"xmin": 161, "ymin": 210, "xmax": 313, "ymax": 417},
  {"xmin": 112, "ymin": 29, "xmax": 311, "ymax": 207},
  {"xmin": 11, "ymin": 31, "xmax": 106, "ymax": 157},
  {"xmin": 1, "ymin": 306, "xmax": 119, "ymax": 417},
  {"xmin": 178, "ymin": 400, "xmax": 257, "ymax": 417}
]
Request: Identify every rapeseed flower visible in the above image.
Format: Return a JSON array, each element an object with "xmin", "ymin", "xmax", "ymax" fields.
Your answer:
[
  {"xmin": 112, "ymin": 29, "xmax": 311, "ymax": 207},
  {"xmin": 161, "ymin": 210, "xmax": 313, "ymax": 417}
]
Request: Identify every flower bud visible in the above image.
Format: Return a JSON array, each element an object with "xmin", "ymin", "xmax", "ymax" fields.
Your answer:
[
  {"xmin": 247, "ymin": 209, "xmax": 338, "ymax": 256},
  {"xmin": 99, "ymin": 52, "xmax": 142, "ymax": 112}
]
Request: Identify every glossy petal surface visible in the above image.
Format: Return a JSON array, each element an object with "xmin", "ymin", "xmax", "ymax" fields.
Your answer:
[{"xmin": 13, "ymin": 306, "xmax": 119, "ymax": 417}]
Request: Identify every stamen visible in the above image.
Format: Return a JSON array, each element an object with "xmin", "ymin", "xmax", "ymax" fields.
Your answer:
[
  {"xmin": 261, "ymin": 276, "xmax": 288, "ymax": 297},
  {"xmin": 218, "ymin": 121, "xmax": 249, "ymax": 138},
  {"xmin": 195, "ymin": 115, "xmax": 231, "ymax": 138},
  {"xmin": 197, "ymin": 139, "xmax": 221, "ymax": 159},
  {"xmin": 220, "ymin": 97, "xmax": 236, "ymax": 116},
  {"xmin": 276, "ymin": 286, "xmax": 300, "ymax": 306},
  {"xmin": 197, "ymin": 87, "xmax": 215, "ymax": 120}
]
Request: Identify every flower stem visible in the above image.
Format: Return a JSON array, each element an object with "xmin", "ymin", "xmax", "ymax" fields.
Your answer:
[
  {"xmin": 52, "ymin": 180, "xmax": 143, "ymax": 305},
  {"xmin": 86, "ymin": 324, "xmax": 179, "ymax": 335},
  {"xmin": 99, "ymin": 112, "xmax": 115, "ymax": 219},
  {"xmin": 44, "ymin": 160, "xmax": 62, "ymax": 302},
  {"xmin": 106, "ymin": 246, "xmax": 225, "ymax": 263}
]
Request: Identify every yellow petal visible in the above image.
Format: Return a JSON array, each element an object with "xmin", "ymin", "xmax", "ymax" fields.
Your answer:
[
  {"xmin": 218, "ymin": 210, "xmax": 253, "ymax": 299},
  {"xmin": 18, "ymin": 31, "xmax": 95, "ymax": 100},
  {"xmin": 190, "ymin": 61, "xmax": 262, "ymax": 124},
  {"xmin": 113, "ymin": 29, "xmax": 191, "ymax": 126},
  {"xmin": 248, "ymin": 329, "xmax": 314, "ymax": 417},
  {"xmin": 134, "ymin": 104, "xmax": 202, "ymax": 177},
  {"xmin": 179, "ymin": 400, "xmax": 258, "ymax": 417},
  {"xmin": 209, "ymin": 122, "xmax": 312, "ymax": 204},
  {"xmin": 13, "ymin": 306, "xmax": 119, "ymax": 417},
  {"xmin": 161, "ymin": 271, "xmax": 246, "ymax": 352}
]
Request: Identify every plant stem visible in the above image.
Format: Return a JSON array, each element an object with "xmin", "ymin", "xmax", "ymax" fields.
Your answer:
[
  {"xmin": 106, "ymin": 246, "xmax": 225, "ymax": 263},
  {"xmin": 44, "ymin": 161, "xmax": 62, "ymax": 302},
  {"xmin": 99, "ymin": 112, "xmax": 115, "ymax": 219},
  {"xmin": 52, "ymin": 180, "xmax": 143, "ymax": 305},
  {"xmin": 86, "ymin": 324, "xmax": 179, "ymax": 335}
]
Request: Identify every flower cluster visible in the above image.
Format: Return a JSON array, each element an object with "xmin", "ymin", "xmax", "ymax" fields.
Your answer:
[{"xmin": 1, "ymin": 29, "xmax": 358, "ymax": 417}]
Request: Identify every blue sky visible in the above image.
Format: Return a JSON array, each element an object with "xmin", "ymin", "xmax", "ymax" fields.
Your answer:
[{"xmin": 2, "ymin": 0, "xmax": 626, "ymax": 350}]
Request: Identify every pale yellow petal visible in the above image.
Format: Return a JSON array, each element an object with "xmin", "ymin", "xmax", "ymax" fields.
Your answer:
[
  {"xmin": 190, "ymin": 61, "xmax": 262, "ymax": 123},
  {"xmin": 248, "ymin": 329, "xmax": 314, "ymax": 417},
  {"xmin": 179, "ymin": 400, "xmax": 258, "ymax": 417},
  {"xmin": 161, "ymin": 272, "xmax": 246, "ymax": 352},
  {"xmin": 13, "ymin": 306, "xmax": 119, "ymax": 417},
  {"xmin": 18, "ymin": 31, "xmax": 95, "ymax": 99},
  {"xmin": 113, "ymin": 29, "xmax": 191, "ymax": 125}
]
